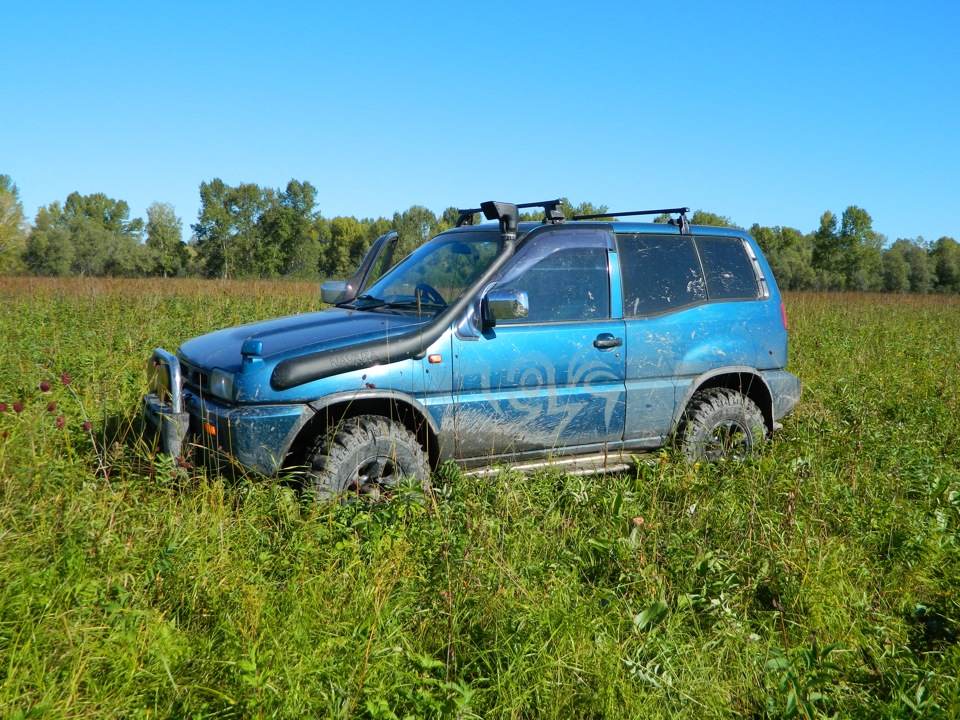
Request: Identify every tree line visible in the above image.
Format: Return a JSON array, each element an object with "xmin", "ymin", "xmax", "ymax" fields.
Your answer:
[{"xmin": 1, "ymin": 173, "xmax": 958, "ymax": 293}]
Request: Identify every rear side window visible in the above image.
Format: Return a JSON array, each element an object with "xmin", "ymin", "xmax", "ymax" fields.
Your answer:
[
  {"xmin": 617, "ymin": 234, "xmax": 705, "ymax": 317},
  {"xmin": 696, "ymin": 236, "xmax": 761, "ymax": 301}
]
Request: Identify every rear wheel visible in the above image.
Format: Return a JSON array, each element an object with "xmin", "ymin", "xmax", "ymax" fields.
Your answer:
[
  {"xmin": 307, "ymin": 415, "xmax": 430, "ymax": 501},
  {"xmin": 678, "ymin": 388, "xmax": 766, "ymax": 462}
]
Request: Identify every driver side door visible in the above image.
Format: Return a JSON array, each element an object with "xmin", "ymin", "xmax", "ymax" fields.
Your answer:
[{"xmin": 448, "ymin": 228, "xmax": 626, "ymax": 463}]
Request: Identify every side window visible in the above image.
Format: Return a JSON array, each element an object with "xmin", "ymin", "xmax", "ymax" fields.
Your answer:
[
  {"xmin": 695, "ymin": 236, "xmax": 761, "ymax": 300},
  {"xmin": 617, "ymin": 234, "xmax": 706, "ymax": 317},
  {"xmin": 497, "ymin": 246, "xmax": 610, "ymax": 324}
]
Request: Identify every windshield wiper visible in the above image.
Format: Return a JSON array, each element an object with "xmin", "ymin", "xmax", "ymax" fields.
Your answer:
[
  {"xmin": 339, "ymin": 294, "xmax": 387, "ymax": 309},
  {"xmin": 342, "ymin": 295, "xmax": 444, "ymax": 314},
  {"xmin": 368, "ymin": 299, "xmax": 445, "ymax": 315}
]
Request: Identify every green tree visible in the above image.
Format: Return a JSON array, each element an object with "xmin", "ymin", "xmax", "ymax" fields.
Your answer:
[
  {"xmin": 104, "ymin": 231, "xmax": 154, "ymax": 276},
  {"xmin": 812, "ymin": 207, "xmax": 883, "ymax": 290},
  {"xmin": 0, "ymin": 175, "xmax": 27, "ymax": 274},
  {"xmin": 439, "ymin": 206, "xmax": 463, "ymax": 230},
  {"xmin": 562, "ymin": 199, "xmax": 609, "ymax": 221},
  {"xmin": 256, "ymin": 180, "xmax": 321, "ymax": 278},
  {"xmin": 61, "ymin": 191, "xmax": 144, "ymax": 238},
  {"xmin": 23, "ymin": 192, "xmax": 148, "ymax": 276},
  {"xmin": 881, "ymin": 243, "xmax": 911, "ymax": 293},
  {"xmin": 70, "ymin": 218, "xmax": 114, "ymax": 276},
  {"xmin": 146, "ymin": 202, "xmax": 187, "ymax": 277},
  {"xmin": 322, "ymin": 216, "xmax": 370, "ymax": 278},
  {"xmin": 886, "ymin": 238, "xmax": 934, "ymax": 294},
  {"xmin": 22, "ymin": 209, "xmax": 75, "ymax": 275},
  {"xmin": 811, "ymin": 210, "xmax": 844, "ymax": 289},
  {"xmin": 192, "ymin": 180, "xmax": 275, "ymax": 279},
  {"xmin": 750, "ymin": 224, "xmax": 815, "ymax": 290},
  {"xmin": 931, "ymin": 236, "xmax": 960, "ymax": 292},
  {"xmin": 393, "ymin": 205, "xmax": 440, "ymax": 261},
  {"xmin": 690, "ymin": 210, "xmax": 740, "ymax": 228},
  {"xmin": 653, "ymin": 208, "xmax": 738, "ymax": 228},
  {"xmin": 515, "ymin": 198, "xmax": 609, "ymax": 223},
  {"xmin": 839, "ymin": 206, "xmax": 884, "ymax": 291}
]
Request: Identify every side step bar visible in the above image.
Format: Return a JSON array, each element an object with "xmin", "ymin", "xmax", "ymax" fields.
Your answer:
[{"xmin": 462, "ymin": 450, "xmax": 654, "ymax": 478}]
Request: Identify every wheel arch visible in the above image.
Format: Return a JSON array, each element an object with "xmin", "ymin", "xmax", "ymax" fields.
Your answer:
[
  {"xmin": 281, "ymin": 390, "xmax": 441, "ymax": 472},
  {"xmin": 673, "ymin": 367, "xmax": 774, "ymax": 435}
]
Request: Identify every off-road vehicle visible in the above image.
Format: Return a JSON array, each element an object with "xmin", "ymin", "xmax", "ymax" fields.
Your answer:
[{"xmin": 143, "ymin": 200, "xmax": 801, "ymax": 498}]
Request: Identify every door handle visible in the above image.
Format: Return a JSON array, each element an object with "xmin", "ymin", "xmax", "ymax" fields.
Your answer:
[{"xmin": 593, "ymin": 333, "xmax": 623, "ymax": 350}]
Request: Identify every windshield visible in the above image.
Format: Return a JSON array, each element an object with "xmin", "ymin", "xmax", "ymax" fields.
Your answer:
[{"xmin": 346, "ymin": 230, "xmax": 502, "ymax": 315}]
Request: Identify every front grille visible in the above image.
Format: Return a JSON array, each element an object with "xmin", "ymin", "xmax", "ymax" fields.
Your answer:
[{"xmin": 180, "ymin": 359, "xmax": 210, "ymax": 394}]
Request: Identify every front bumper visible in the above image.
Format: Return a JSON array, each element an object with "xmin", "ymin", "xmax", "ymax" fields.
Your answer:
[
  {"xmin": 143, "ymin": 349, "xmax": 190, "ymax": 459},
  {"xmin": 142, "ymin": 349, "xmax": 314, "ymax": 476},
  {"xmin": 143, "ymin": 392, "xmax": 191, "ymax": 459}
]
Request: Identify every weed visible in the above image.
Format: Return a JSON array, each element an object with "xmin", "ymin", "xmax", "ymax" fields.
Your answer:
[{"xmin": 1, "ymin": 282, "xmax": 960, "ymax": 717}]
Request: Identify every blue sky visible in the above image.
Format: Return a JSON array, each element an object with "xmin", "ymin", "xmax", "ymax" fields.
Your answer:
[{"xmin": 3, "ymin": 1, "xmax": 958, "ymax": 244}]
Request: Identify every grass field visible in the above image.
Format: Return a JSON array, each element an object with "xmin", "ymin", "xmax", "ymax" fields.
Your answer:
[{"xmin": 1, "ymin": 277, "xmax": 959, "ymax": 719}]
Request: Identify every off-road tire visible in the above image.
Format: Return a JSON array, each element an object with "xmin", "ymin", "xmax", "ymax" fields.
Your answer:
[
  {"xmin": 307, "ymin": 414, "xmax": 430, "ymax": 501},
  {"xmin": 678, "ymin": 388, "xmax": 766, "ymax": 462}
]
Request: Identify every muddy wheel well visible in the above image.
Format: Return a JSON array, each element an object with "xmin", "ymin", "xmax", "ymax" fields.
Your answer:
[
  {"xmin": 282, "ymin": 397, "xmax": 440, "ymax": 472},
  {"xmin": 689, "ymin": 372, "xmax": 774, "ymax": 433}
]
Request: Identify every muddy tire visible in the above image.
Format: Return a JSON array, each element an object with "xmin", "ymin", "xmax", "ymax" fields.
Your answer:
[
  {"xmin": 678, "ymin": 388, "xmax": 766, "ymax": 462},
  {"xmin": 307, "ymin": 415, "xmax": 430, "ymax": 501}
]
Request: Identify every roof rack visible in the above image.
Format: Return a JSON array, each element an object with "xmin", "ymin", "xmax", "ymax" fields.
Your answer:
[
  {"xmin": 572, "ymin": 207, "xmax": 691, "ymax": 235},
  {"xmin": 456, "ymin": 199, "xmax": 564, "ymax": 227}
]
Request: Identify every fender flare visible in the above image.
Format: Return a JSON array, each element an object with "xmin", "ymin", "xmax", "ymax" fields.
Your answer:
[
  {"xmin": 304, "ymin": 388, "xmax": 441, "ymax": 439},
  {"xmin": 672, "ymin": 366, "xmax": 774, "ymax": 432}
]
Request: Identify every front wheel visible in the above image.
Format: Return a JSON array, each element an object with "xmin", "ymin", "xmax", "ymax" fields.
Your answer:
[
  {"xmin": 307, "ymin": 415, "xmax": 430, "ymax": 501},
  {"xmin": 678, "ymin": 388, "xmax": 767, "ymax": 462}
]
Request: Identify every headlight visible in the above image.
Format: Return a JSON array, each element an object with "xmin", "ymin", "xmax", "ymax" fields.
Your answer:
[{"xmin": 208, "ymin": 368, "xmax": 235, "ymax": 401}]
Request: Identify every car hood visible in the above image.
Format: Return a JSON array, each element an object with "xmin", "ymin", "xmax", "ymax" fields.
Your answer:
[{"xmin": 177, "ymin": 307, "xmax": 429, "ymax": 373}]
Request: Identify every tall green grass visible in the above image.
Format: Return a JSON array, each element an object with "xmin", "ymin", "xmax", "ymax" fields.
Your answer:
[{"xmin": 1, "ymin": 279, "xmax": 958, "ymax": 718}]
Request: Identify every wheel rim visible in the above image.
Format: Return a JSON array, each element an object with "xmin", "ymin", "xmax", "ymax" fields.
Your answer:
[
  {"xmin": 346, "ymin": 454, "xmax": 402, "ymax": 499},
  {"xmin": 703, "ymin": 419, "xmax": 751, "ymax": 461}
]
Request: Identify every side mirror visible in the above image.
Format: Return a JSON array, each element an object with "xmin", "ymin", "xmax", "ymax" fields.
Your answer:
[
  {"xmin": 481, "ymin": 288, "xmax": 529, "ymax": 328},
  {"xmin": 321, "ymin": 281, "xmax": 348, "ymax": 304}
]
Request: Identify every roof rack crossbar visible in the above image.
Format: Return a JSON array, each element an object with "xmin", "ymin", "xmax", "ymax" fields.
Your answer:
[
  {"xmin": 572, "ymin": 207, "xmax": 690, "ymax": 220},
  {"xmin": 573, "ymin": 206, "xmax": 691, "ymax": 234},
  {"xmin": 456, "ymin": 198, "xmax": 564, "ymax": 227}
]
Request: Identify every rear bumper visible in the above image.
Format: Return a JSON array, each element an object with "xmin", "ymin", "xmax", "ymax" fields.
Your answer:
[{"xmin": 763, "ymin": 369, "xmax": 802, "ymax": 422}]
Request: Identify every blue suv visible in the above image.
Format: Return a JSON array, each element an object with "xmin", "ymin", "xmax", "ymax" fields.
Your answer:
[{"xmin": 143, "ymin": 200, "xmax": 801, "ymax": 499}]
